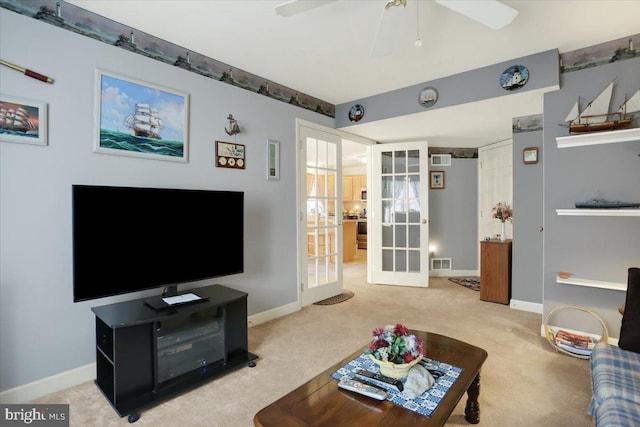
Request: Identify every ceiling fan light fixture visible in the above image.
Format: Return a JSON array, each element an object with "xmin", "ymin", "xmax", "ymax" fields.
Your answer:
[
  {"xmin": 385, "ymin": 0, "xmax": 407, "ymax": 10},
  {"xmin": 414, "ymin": 0, "xmax": 422, "ymax": 48}
]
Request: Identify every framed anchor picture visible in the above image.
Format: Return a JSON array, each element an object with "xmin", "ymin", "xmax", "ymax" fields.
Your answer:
[{"xmin": 93, "ymin": 69, "xmax": 189, "ymax": 162}]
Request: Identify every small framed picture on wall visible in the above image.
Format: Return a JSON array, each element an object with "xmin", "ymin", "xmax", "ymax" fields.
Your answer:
[
  {"xmin": 430, "ymin": 171, "xmax": 445, "ymax": 189},
  {"xmin": 0, "ymin": 95, "xmax": 48, "ymax": 146},
  {"xmin": 523, "ymin": 147, "xmax": 538, "ymax": 164}
]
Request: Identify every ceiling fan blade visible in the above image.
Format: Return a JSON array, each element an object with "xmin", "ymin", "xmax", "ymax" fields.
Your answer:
[
  {"xmin": 434, "ymin": 0, "xmax": 518, "ymax": 30},
  {"xmin": 275, "ymin": 0, "xmax": 338, "ymax": 17},
  {"xmin": 371, "ymin": 2, "xmax": 407, "ymax": 58}
]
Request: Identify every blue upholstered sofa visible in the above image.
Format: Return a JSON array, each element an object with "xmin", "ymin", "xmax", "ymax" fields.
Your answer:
[
  {"xmin": 589, "ymin": 268, "xmax": 640, "ymax": 426},
  {"xmin": 589, "ymin": 343, "xmax": 640, "ymax": 426}
]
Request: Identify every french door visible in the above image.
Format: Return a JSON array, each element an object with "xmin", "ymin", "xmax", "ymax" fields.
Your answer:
[
  {"xmin": 298, "ymin": 124, "xmax": 344, "ymax": 305},
  {"xmin": 369, "ymin": 141, "xmax": 430, "ymax": 287}
]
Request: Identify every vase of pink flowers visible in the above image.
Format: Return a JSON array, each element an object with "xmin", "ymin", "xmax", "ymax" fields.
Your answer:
[{"xmin": 492, "ymin": 202, "xmax": 513, "ymax": 242}]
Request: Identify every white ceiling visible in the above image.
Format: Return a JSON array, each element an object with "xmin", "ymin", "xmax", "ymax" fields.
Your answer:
[{"xmin": 67, "ymin": 0, "xmax": 640, "ymax": 157}]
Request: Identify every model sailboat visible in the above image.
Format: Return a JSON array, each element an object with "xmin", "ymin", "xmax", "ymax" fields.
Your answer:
[
  {"xmin": 564, "ymin": 82, "xmax": 640, "ymax": 133},
  {"xmin": 124, "ymin": 103, "xmax": 164, "ymax": 139}
]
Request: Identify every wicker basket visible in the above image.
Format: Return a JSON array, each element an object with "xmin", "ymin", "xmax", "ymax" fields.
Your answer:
[
  {"xmin": 369, "ymin": 354, "xmax": 423, "ymax": 378},
  {"xmin": 543, "ymin": 305, "xmax": 609, "ymax": 360}
]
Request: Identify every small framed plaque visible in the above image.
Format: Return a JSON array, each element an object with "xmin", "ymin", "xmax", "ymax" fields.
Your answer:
[
  {"xmin": 523, "ymin": 147, "xmax": 538, "ymax": 164},
  {"xmin": 216, "ymin": 141, "xmax": 245, "ymax": 169},
  {"xmin": 429, "ymin": 170, "xmax": 445, "ymax": 189}
]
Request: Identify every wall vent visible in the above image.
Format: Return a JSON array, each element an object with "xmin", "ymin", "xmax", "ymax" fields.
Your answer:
[
  {"xmin": 431, "ymin": 154, "xmax": 452, "ymax": 166},
  {"xmin": 431, "ymin": 258, "xmax": 452, "ymax": 270}
]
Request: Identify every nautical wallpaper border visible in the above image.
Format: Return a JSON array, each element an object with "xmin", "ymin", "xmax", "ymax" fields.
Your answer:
[
  {"xmin": 512, "ymin": 114, "xmax": 543, "ymax": 133},
  {"xmin": 560, "ymin": 34, "xmax": 639, "ymax": 74},
  {"xmin": 2, "ymin": 1, "xmax": 637, "ymax": 120},
  {"xmin": 0, "ymin": 0, "xmax": 335, "ymax": 118}
]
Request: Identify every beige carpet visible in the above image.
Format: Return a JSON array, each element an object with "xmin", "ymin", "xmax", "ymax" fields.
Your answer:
[{"xmin": 33, "ymin": 255, "xmax": 594, "ymax": 426}]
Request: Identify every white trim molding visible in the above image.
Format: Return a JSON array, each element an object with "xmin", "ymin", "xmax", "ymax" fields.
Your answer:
[
  {"xmin": 0, "ymin": 363, "xmax": 95, "ymax": 404},
  {"xmin": 510, "ymin": 299, "xmax": 543, "ymax": 313}
]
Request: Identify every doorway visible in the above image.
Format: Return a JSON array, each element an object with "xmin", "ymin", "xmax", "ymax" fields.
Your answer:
[
  {"xmin": 478, "ymin": 139, "xmax": 513, "ymax": 272},
  {"xmin": 342, "ymin": 139, "xmax": 369, "ymax": 266}
]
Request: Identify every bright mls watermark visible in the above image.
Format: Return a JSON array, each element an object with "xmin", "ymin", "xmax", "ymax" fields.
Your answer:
[{"xmin": 1, "ymin": 404, "xmax": 69, "ymax": 426}]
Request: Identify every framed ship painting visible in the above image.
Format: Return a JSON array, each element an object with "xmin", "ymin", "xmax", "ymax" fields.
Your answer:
[
  {"xmin": 94, "ymin": 69, "xmax": 189, "ymax": 162},
  {"xmin": 0, "ymin": 95, "xmax": 48, "ymax": 146}
]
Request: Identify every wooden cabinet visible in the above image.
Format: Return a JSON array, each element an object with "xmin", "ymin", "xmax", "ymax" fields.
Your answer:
[
  {"xmin": 480, "ymin": 240, "xmax": 512, "ymax": 304},
  {"xmin": 352, "ymin": 175, "xmax": 366, "ymax": 201},
  {"xmin": 307, "ymin": 231, "xmax": 335, "ymax": 257},
  {"xmin": 343, "ymin": 221, "xmax": 357, "ymax": 262},
  {"xmin": 342, "ymin": 176, "xmax": 353, "ymax": 201},
  {"xmin": 307, "ymin": 173, "xmax": 335, "ymax": 199},
  {"xmin": 342, "ymin": 175, "xmax": 366, "ymax": 201}
]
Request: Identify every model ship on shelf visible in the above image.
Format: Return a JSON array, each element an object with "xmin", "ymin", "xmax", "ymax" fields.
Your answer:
[
  {"xmin": 564, "ymin": 81, "xmax": 640, "ymax": 134},
  {"xmin": 575, "ymin": 198, "xmax": 640, "ymax": 209},
  {"xmin": 124, "ymin": 103, "xmax": 164, "ymax": 139}
]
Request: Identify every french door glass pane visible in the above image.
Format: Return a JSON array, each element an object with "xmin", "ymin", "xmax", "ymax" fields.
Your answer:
[
  {"xmin": 379, "ymin": 149, "xmax": 423, "ymax": 273},
  {"xmin": 306, "ymin": 134, "xmax": 339, "ymax": 288}
]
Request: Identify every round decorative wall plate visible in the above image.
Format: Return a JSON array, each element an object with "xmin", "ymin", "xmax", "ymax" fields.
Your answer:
[
  {"xmin": 500, "ymin": 65, "xmax": 529, "ymax": 91},
  {"xmin": 418, "ymin": 87, "xmax": 438, "ymax": 108},
  {"xmin": 348, "ymin": 104, "xmax": 365, "ymax": 122}
]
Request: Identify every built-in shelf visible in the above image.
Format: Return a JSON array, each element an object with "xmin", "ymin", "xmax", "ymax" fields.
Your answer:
[
  {"xmin": 556, "ymin": 208, "xmax": 640, "ymax": 216},
  {"xmin": 556, "ymin": 275, "xmax": 626, "ymax": 291},
  {"xmin": 556, "ymin": 127, "xmax": 640, "ymax": 148}
]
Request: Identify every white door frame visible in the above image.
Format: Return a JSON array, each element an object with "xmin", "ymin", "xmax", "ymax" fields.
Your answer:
[{"xmin": 295, "ymin": 119, "xmax": 375, "ymax": 306}]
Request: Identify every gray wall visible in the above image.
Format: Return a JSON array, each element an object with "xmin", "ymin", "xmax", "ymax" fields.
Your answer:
[
  {"xmin": 512, "ymin": 129, "xmax": 543, "ymax": 304},
  {"xmin": 0, "ymin": 9, "xmax": 333, "ymax": 391},
  {"xmin": 335, "ymin": 49, "xmax": 559, "ymax": 128},
  {"xmin": 428, "ymin": 159, "xmax": 478, "ymax": 270},
  {"xmin": 543, "ymin": 56, "xmax": 640, "ymax": 337}
]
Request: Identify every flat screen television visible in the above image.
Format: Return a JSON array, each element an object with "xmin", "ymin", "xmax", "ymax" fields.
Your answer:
[{"xmin": 72, "ymin": 185, "xmax": 244, "ymax": 303}]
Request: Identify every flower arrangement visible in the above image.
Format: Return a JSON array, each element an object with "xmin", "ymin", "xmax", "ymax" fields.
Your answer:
[
  {"xmin": 365, "ymin": 323, "xmax": 423, "ymax": 365},
  {"xmin": 492, "ymin": 202, "xmax": 513, "ymax": 223}
]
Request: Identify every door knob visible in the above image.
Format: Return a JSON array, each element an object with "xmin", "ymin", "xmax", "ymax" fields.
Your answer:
[
  {"xmin": 539, "ymin": 226, "xmax": 544, "ymax": 232},
  {"xmin": 421, "ymin": 219, "xmax": 427, "ymax": 224}
]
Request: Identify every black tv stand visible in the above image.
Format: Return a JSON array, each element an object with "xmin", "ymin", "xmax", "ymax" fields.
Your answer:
[
  {"xmin": 91, "ymin": 284, "xmax": 257, "ymax": 422},
  {"xmin": 143, "ymin": 293, "xmax": 209, "ymax": 311}
]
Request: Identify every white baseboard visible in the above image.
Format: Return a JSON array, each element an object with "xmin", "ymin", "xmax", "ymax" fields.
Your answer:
[
  {"xmin": 429, "ymin": 269, "xmax": 478, "ymax": 277},
  {"xmin": 248, "ymin": 300, "xmax": 301, "ymax": 327},
  {"xmin": 0, "ymin": 363, "xmax": 95, "ymax": 404},
  {"xmin": 1, "ymin": 301, "xmax": 302, "ymax": 404},
  {"xmin": 510, "ymin": 299, "xmax": 543, "ymax": 313}
]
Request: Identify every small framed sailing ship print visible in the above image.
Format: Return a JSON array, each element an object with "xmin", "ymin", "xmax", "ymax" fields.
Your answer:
[
  {"xmin": 0, "ymin": 95, "xmax": 48, "ymax": 146},
  {"xmin": 93, "ymin": 69, "xmax": 189, "ymax": 162}
]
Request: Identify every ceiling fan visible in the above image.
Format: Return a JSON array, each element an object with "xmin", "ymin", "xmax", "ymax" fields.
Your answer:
[{"xmin": 275, "ymin": 0, "xmax": 519, "ymax": 57}]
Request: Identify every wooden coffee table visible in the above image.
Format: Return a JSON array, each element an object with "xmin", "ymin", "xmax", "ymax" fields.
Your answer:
[{"xmin": 254, "ymin": 331, "xmax": 488, "ymax": 427}]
